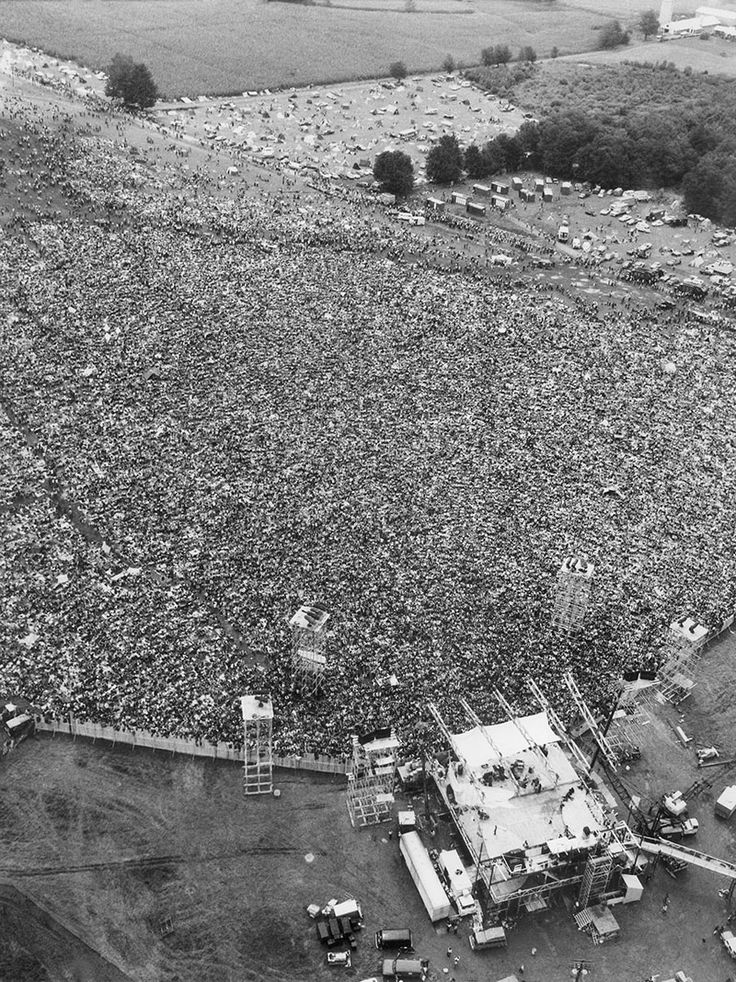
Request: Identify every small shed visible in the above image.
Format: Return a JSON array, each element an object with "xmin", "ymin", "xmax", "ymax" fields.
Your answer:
[
  {"xmin": 561, "ymin": 181, "xmax": 572, "ymax": 196},
  {"xmin": 473, "ymin": 183, "xmax": 492, "ymax": 197},
  {"xmin": 466, "ymin": 200, "xmax": 486, "ymax": 217},
  {"xmin": 716, "ymin": 785, "xmax": 736, "ymax": 819},
  {"xmin": 590, "ymin": 904, "xmax": 620, "ymax": 943}
]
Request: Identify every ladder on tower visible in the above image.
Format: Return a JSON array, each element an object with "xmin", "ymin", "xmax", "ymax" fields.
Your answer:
[
  {"xmin": 528, "ymin": 678, "xmax": 591, "ymax": 774},
  {"xmin": 577, "ymin": 853, "xmax": 613, "ymax": 909},
  {"xmin": 563, "ymin": 673, "xmax": 620, "ymax": 771}
]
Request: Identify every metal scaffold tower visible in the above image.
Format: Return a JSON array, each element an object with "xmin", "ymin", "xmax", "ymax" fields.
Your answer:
[
  {"xmin": 577, "ymin": 853, "xmax": 613, "ymax": 909},
  {"xmin": 563, "ymin": 672, "xmax": 620, "ymax": 771},
  {"xmin": 346, "ymin": 731, "xmax": 399, "ymax": 828},
  {"xmin": 289, "ymin": 602, "xmax": 330, "ymax": 696},
  {"xmin": 552, "ymin": 556, "xmax": 594, "ymax": 635},
  {"xmin": 657, "ymin": 616, "xmax": 709, "ymax": 704},
  {"xmin": 241, "ymin": 694, "xmax": 274, "ymax": 795}
]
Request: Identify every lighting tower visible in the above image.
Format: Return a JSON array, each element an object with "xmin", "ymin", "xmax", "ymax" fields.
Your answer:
[
  {"xmin": 552, "ymin": 556, "xmax": 594, "ymax": 635},
  {"xmin": 241, "ymin": 694, "xmax": 274, "ymax": 795},
  {"xmin": 289, "ymin": 602, "xmax": 330, "ymax": 696}
]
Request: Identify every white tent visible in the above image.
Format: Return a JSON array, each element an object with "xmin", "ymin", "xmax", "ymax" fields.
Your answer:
[{"xmin": 451, "ymin": 712, "xmax": 560, "ymax": 768}]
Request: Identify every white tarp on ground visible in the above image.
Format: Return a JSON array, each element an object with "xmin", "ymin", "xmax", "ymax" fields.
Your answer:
[{"xmin": 451, "ymin": 712, "xmax": 559, "ymax": 768}]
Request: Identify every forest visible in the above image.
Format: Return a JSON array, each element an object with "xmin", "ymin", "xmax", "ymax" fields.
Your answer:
[{"xmin": 465, "ymin": 60, "xmax": 736, "ymax": 225}]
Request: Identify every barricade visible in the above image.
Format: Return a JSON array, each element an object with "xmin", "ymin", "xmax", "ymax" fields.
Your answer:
[{"xmin": 34, "ymin": 716, "xmax": 348, "ymax": 774}]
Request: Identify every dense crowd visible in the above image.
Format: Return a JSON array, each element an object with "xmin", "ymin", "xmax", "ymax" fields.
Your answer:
[{"xmin": 3, "ymin": 84, "xmax": 736, "ymax": 759}]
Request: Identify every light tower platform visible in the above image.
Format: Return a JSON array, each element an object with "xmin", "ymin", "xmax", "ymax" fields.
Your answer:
[{"xmin": 241, "ymin": 694, "xmax": 274, "ymax": 795}]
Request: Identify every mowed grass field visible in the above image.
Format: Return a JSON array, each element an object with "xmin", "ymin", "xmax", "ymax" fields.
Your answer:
[
  {"xmin": 1, "ymin": 0, "xmax": 658, "ymax": 97},
  {"xmin": 561, "ymin": 33, "xmax": 736, "ymax": 75}
]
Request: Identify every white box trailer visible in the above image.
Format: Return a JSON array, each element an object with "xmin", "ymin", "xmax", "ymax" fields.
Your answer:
[
  {"xmin": 399, "ymin": 831, "xmax": 452, "ymax": 922},
  {"xmin": 438, "ymin": 850, "xmax": 476, "ymax": 916}
]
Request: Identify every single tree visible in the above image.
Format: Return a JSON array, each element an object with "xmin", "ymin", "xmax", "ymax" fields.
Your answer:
[
  {"xmin": 550, "ymin": 45, "xmax": 560, "ymax": 58},
  {"xmin": 598, "ymin": 20, "xmax": 630, "ymax": 49},
  {"xmin": 426, "ymin": 133, "xmax": 464, "ymax": 184},
  {"xmin": 482, "ymin": 138, "xmax": 509, "ymax": 175},
  {"xmin": 389, "ymin": 60, "xmax": 408, "ymax": 80},
  {"xmin": 463, "ymin": 143, "xmax": 487, "ymax": 178},
  {"xmin": 518, "ymin": 45, "xmax": 537, "ymax": 63},
  {"xmin": 639, "ymin": 9, "xmax": 660, "ymax": 39},
  {"xmin": 105, "ymin": 53, "xmax": 158, "ymax": 109},
  {"xmin": 442, "ymin": 53, "xmax": 456, "ymax": 73},
  {"xmin": 494, "ymin": 43, "xmax": 513, "ymax": 64},
  {"xmin": 373, "ymin": 149, "xmax": 415, "ymax": 197}
]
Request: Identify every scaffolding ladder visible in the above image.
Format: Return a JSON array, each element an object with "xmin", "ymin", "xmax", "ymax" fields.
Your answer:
[{"xmin": 577, "ymin": 853, "xmax": 613, "ymax": 909}]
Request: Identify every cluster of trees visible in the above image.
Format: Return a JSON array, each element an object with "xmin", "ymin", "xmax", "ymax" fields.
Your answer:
[
  {"xmin": 481, "ymin": 44, "xmax": 536, "ymax": 66},
  {"xmin": 105, "ymin": 53, "xmax": 158, "ymax": 109},
  {"xmin": 375, "ymin": 54, "xmax": 736, "ymax": 223},
  {"xmin": 466, "ymin": 59, "xmax": 736, "ymax": 225}
]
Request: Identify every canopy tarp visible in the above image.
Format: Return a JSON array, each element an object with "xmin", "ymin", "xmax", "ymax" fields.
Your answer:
[{"xmin": 451, "ymin": 712, "xmax": 559, "ymax": 769}]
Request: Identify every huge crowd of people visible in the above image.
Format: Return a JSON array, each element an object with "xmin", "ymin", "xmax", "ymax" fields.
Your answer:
[{"xmin": 3, "ymin": 76, "xmax": 736, "ymax": 760}]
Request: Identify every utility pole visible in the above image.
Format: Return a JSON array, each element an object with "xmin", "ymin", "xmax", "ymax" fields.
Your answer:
[
  {"xmin": 589, "ymin": 694, "xmax": 620, "ymax": 771},
  {"xmin": 571, "ymin": 959, "xmax": 591, "ymax": 981}
]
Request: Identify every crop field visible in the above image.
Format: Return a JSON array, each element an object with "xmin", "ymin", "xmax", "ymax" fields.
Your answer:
[{"xmin": 1, "ymin": 0, "xmax": 658, "ymax": 97}]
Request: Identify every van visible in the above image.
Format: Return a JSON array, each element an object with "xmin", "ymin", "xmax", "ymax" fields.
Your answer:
[
  {"xmin": 375, "ymin": 928, "xmax": 413, "ymax": 949},
  {"xmin": 468, "ymin": 925, "xmax": 507, "ymax": 950},
  {"xmin": 381, "ymin": 957, "xmax": 429, "ymax": 979}
]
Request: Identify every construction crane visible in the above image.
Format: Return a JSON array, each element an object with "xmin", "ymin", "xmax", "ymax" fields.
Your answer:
[
  {"xmin": 563, "ymin": 672, "xmax": 620, "ymax": 771},
  {"xmin": 491, "ymin": 687, "xmax": 559, "ymax": 785},
  {"xmin": 458, "ymin": 697, "xmax": 523, "ymax": 792},
  {"xmin": 527, "ymin": 677, "xmax": 591, "ymax": 775}
]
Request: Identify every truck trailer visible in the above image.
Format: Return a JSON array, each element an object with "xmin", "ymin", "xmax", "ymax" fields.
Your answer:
[{"xmin": 399, "ymin": 831, "xmax": 452, "ymax": 922}]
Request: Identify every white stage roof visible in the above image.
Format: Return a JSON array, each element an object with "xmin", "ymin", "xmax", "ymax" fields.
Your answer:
[{"xmin": 451, "ymin": 712, "xmax": 560, "ymax": 768}]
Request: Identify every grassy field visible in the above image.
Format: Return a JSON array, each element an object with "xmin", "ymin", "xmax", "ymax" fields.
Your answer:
[
  {"xmin": 561, "ymin": 33, "xmax": 736, "ymax": 75},
  {"xmin": 4, "ymin": 703, "xmax": 736, "ymax": 982},
  {"xmin": 0, "ymin": 0, "xmax": 659, "ymax": 97}
]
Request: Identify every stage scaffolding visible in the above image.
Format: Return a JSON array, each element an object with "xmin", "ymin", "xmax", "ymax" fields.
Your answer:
[
  {"xmin": 289, "ymin": 602, "xmax": 330, "ymax": 696},
  {"xmin": 656, "ymin": 616, "xmax": 709, "ymax": 704},
  {"xmin": 346, "ymin": 731, "xmax": 399, "ymax": 828},
  {"xmin": 552, "ymin": 556, "xmax": 594, "ymax": 635}
]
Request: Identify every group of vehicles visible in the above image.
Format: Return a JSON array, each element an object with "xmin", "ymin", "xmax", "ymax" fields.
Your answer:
[{"xmin": 1, "ymin": 698, "xmax": 36, "ymax": 757}]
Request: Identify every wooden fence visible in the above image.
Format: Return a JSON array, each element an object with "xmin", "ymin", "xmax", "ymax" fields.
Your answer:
[{"xmin": 35, "ymin": 717, "xmax": 349, "ymax": 775}]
